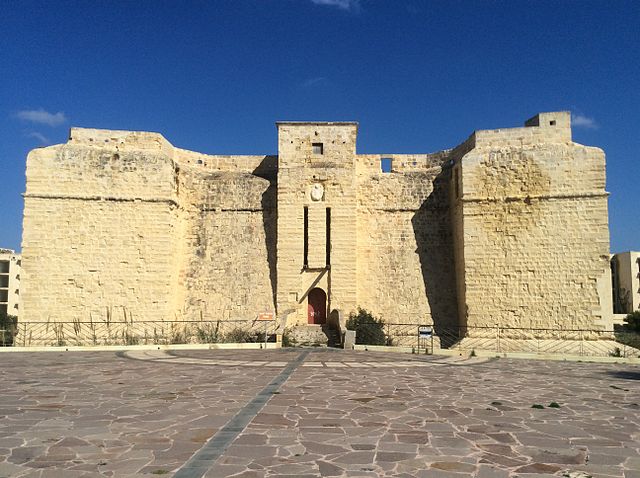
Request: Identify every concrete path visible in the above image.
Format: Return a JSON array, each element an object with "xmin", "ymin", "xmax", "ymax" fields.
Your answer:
[{"xmin": 0, "ymin": 348, "xmax": 638, "ymax": 477}]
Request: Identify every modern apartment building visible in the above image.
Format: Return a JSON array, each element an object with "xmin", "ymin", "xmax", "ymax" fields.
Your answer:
[{"xmin": 0, "ymin": 248, "xmax": 21, "ymax": 319}]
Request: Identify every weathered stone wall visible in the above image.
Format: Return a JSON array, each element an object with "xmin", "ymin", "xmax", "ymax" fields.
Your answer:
[
  {"xmin": 454, "ymin": 112, "xmax": 613, "ymax": 330},
  {"xmin": 276, "ymin": 123, "xmax": 358, "ymax": 326},
  {"xmin": 22, "ymin": 136, "xmax": 180, "ymax": 323},
  {"xmin": 20, "ymin": 112, "xmax": 614, "ymax": 342},
  {"xmin": 355, "ymin": 154, "xmax": 458, "ymax": 326},
  {"xmin": 176, "ymin": 168, "xmax": 276, "ymax": 320},
  {"xmin": 21, "ymin": 128, "xmax": 277, "ymax": 327}
]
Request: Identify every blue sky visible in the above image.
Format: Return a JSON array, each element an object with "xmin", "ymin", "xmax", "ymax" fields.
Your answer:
[{"xmin": 0, "ymin": 0, "xmax": 638, "ymax": 252}]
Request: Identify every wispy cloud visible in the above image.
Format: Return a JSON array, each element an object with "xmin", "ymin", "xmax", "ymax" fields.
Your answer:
[
  {"xmin": 301, "ymin": 76, "xmax": 327, "ymax": 88},
  {"xmin": 25, "ymin": 131, "xmax": 50, "ymax": 145},
  {"xmin": 310, "ymin": 0, "xmax": 361, "ymax": 12},
  {"xmin": 16, "ymin": 108, "xmax": 67, "ymax": 127},
  {"xmin": 572, "ymin": 113, "xmax": 598, "ymax": 130}
]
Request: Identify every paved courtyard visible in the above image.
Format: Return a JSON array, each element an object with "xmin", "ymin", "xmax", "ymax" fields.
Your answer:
[{"xmin": 0, "ymin": 348, "xmax": 638, "ymax": 478}]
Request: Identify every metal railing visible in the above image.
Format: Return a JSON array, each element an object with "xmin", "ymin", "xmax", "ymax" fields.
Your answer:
[
  {"xmin": 3, "ymin": 318, "xmax": 639, "ymax": 358},
  {"xmin": 351, "ymin": 322, "xmax": 640, "ymax": 358},
  {"xmin": 2, "ymin": 319, "xmax": 280, "ymax": 347}
]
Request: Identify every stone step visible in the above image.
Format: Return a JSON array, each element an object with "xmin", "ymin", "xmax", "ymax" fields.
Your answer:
[
  {"xmin": 286, "ymin": 325, "xmax": 342, "ymax": 348},
  {"xmin": 321, "ymin": 325, "xmax": 342, "ymax": 348}
]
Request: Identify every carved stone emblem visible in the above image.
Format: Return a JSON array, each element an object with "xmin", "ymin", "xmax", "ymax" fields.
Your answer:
[{"xmin": 310, "ymin": 183, "xmax": 324, "ymax": 201}]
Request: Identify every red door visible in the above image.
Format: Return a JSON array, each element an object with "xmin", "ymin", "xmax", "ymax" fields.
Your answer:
[{"xmin": 307, "ymin": 288, "xmax": 327, "ymax": 325}]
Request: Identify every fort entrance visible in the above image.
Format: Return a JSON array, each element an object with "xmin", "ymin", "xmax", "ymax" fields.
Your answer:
[{"xmin": 307, "ymin": 287, "xmax": 327, "ymax": 324}]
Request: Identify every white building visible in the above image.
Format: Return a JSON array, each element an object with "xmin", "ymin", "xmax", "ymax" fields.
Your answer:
[
  {"xmin": 611, "ymin": 251, "xmax": 640, "ymax": 315},
  {"xmin": 0, "ymin": 249, "xmax": 21, "ymax": 319}
]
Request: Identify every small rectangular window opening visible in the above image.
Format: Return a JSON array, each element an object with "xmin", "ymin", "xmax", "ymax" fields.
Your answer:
[
  {"xmin": 549, "ymin": 120, "xmax": 556, "ymax": 126},
  {"xmin": 312, "ymin": 143, "xmax": 323, "ymax": 155},
  {"xmin": 303, "ymin": 207, "xmax": 309, "ymax": 268},
  {"xmin": 326, "ymin": 208, "xmax": 331, "ymax": 267},
  {"xmin": 381, "ymin": 157, "xmax": 392, "ymax": 173}
]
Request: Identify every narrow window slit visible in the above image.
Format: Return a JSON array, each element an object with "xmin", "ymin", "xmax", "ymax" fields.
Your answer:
[
  {"xmin": 303, "ymin": 207, "xmax": 309, "ymax": 268},
  {"xmin": 326, "ymin": 208, "xmax": 331, "ymax": 267}
]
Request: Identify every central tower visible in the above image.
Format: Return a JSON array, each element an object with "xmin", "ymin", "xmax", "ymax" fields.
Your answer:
[{"xmin": 276, "ymin": 122, "xmax": 358, "ymax": 325}]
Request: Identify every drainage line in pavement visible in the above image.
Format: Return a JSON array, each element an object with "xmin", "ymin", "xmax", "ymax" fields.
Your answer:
[{"xmin": 173, "ymin": 350, "xmax": 310, "ymax": 478}]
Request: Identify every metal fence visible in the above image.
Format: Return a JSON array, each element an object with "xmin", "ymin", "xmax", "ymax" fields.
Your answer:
[
  {"xmin": 1, "ymin": 319, "xmax": 280, "ymax": 347},
  {"xmin": 3, "ymin": 318, "xmax": 639, "ymax": 358},
  {"xmin": 351, "ymin": 322, "xmax": 640, "ymax": 358}
]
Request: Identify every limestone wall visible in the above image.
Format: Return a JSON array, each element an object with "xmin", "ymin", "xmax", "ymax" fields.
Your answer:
[
  {"xmin": 174, "ymin": 148, "xmax": 276, "ymax": 176},
  {"xmin": 21, "ymin": 129, "xmax": 277, "ymax": 327},
  {"xmin": 22, "ymin": 142, "xmax": 180, "ymax": 323},
  {"xmin": 176, "ymin": 168, "xmax": 276, "ymax": 321},
  {"xmin": 454, "ymin": 113, "xmax": 613, "ymax": 330},
  {"xmin": 20, "ymin": 113, "xmax": 614, "ymax": 342},
  {"xmin": 355, "ymin": 155, "xmax": 458, "ymax": 326}
]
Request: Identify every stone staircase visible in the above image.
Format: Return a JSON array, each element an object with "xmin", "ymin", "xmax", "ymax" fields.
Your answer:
[
  {"xmin": 321, "ymin": 325, "xmax": 342, "ymax": 348},
  {"xmin": 287, "ymin": 325, "xmax": 342, "ymax": 348}
]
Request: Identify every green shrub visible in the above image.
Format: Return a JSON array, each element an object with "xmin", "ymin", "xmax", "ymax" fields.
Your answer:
[
  {"xmin": 609, "ymin": 347, "xmax": 622, "ymax": 357},
  {"xmin": 614, "ymin": 311, "xmax": 640, "ymax": 351},
  {"xmin": 224, "ymin": 327, "xmax": 258, "ymax": 343},
  {"xmin": 623, "ymin": 311, "xmax": 640, "ymax": 332},
  {"xmin": 346, "ymin": 308, "xmax": 387, "ymax": 346},
  {"xmin": 170, "ymin": 324, "xmax": 188, "ymax": 344},
  {"xmin": 0, "ymin": 312, "xmax": 17, "ymax": 346},
  {"xmin": 122, "ymin": 329, "xmax": 140, "ymax": 346},
  {"xmin": 196, "ymin": 321, "xmax": 221, "ymax": 343},
  {"xmin": 282, "ymin": 327, "xmax": 296, "ymax": 347}
]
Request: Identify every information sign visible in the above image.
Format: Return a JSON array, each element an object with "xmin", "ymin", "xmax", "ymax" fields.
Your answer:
[
  {"xmin": 418, "ymin": 326, "xmax": 432, "ymax": 337},
  {"xmin": 257, "ymin": 312, "xmax": 274, "ymax": 321},
  {"xmin": 256, "ymin": 312, "xmax": 274, "ymax": 349}
]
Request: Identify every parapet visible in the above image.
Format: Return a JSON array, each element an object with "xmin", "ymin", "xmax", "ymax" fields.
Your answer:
[
  {"xmin": 276, "ymin": 121, "xmax": 358, "ymax": 128},
  {"xmin": 524, "ymin": 111, "xmax": 571, "ymax": 129},
  {"xmin": 66, "ymin": 128, "xmax": 276, "ymax": 175},
  {"xmin": 473, "ymin": 111, "xmax": 572, "ymax": 147},
  {"xmin": 68, "ymin": 127, "xmax": 174, "ymax": 156}
]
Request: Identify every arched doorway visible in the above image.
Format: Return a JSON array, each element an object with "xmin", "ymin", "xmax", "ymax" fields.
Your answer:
[{"xmin": 307, "ymin": 288, "xmax": 327, "ymax": 325}]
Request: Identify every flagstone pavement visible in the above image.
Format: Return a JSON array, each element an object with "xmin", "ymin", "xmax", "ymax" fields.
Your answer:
[{"xmin": 0, "ymin": 348, "xmax": 638, "ymax": 477}]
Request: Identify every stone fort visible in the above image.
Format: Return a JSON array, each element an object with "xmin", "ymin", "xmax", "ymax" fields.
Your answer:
[{"xmin": 20, "ymin": 111, "xmax": 614, "ymax": 341}]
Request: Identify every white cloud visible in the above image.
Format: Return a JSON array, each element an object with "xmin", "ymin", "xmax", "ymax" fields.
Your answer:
[
  {"xmin": 16, "ymin": 108, "xmax": 67, "ymax": 127},
  {"xmin": 25, "ymin": 131, "xmax": 50, "ymax": 145},
  {"xmin": 310, "ymin": 0, "xmax": 361, "ymax": 11},
  {"xmin": 301, "ymin": 76, "xmax": 327, "ymax": 88},
  {"xmin": 572, "ymin": 113, "xmax": 598, "ymax": 129}
]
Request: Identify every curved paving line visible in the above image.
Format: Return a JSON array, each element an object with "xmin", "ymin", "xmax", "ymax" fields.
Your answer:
[
  {"xmin": 172, "ymin": 349, "xmax": 310, "ymax": 478},
  {"xmin": 119, "ymin": 348, "xmax": 495, "ymax": 368}
]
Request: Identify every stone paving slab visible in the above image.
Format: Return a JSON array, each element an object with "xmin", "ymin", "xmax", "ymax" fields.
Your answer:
[
  {"xmin": 0, "ymin": 349, "xmax": 638, "ymax": 477},
  {"xmin": 0, "ymin": 351, "xmax": 280, "ymax": 477}
]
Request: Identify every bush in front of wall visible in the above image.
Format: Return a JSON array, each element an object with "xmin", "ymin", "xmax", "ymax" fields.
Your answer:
[
  {"xmin": 346, "ymin": 308, "xmax": 387, "ymax": 346},
  {"xmin": 0, "ymin": 312, "xmax": 18, "ymax": 346}
]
